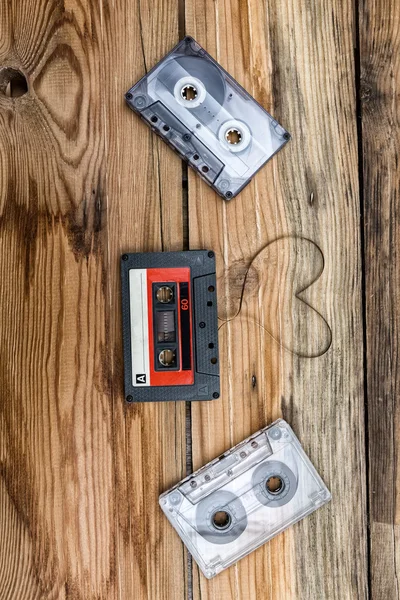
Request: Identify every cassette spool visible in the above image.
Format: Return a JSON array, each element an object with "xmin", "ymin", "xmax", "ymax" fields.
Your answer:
[
  {"xmin": 125, "ymin": 37, "xmax": 290, "ymax": 200},
  {"xmin": 160, "ymin": 419, "xmax": 331, "ymax": 578},
  {"xmin": 121, "ymin": 250, "xmax": 220, "ymax": 402}
]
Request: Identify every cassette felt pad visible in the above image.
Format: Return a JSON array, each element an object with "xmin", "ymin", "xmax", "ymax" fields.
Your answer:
[{"xmin": 121, "ymin": 250, "xmax": 220, "ymax": 402}]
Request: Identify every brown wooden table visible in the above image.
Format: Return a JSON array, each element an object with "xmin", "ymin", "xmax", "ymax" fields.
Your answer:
[{"xmin": 0, "ymin": 0, "xmax": 398, "ymax": 598}]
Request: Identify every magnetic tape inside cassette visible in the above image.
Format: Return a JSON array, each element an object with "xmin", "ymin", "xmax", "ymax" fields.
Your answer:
[
  {"xmin": 121, "ymin": 250, "xmax": 220, "ymax": 402},
  {"xmin": 125, "ymin": 37, "xmax": 290, "ymax": 199},
  {"xmin": 160, "ymin": 419, "xmax": 331, "ymax": 578}
]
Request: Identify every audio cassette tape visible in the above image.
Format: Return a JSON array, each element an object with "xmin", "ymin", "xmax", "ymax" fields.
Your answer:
[
  {"xmin": 125, "ymin": 37, "xmax": 290, "ymax": 199},
  {"xmin": 160, "ymin": 419, "xmax": 331, "ymax": 578},
  {"xmin": 121, "ymin": 250, "xmax": 220, "ymax": 402}
]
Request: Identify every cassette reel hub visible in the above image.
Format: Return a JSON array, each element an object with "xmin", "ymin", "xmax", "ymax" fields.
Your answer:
[
  {"xmin": 181, "ymin": 84, "xmax": 197, "ymax": 101},
  {"xmin": 212, "ymin": 510, "xmax": 231, "ymax": 530},
  {"xmin": 225, "ymin": 128, "xmax": 242, "ymax": 145},
  {"xmin": 174, "ymin": 76, "xmax": 206, "ymax": 108},
  {"xmin": 219, "ymin": 120, "xmax": 251, "ymax": 153},
  {"xmin": 159, "ymin": 349, "xmax": 176, "ymax": 367},
  {"xmin": 196, "ymin": 490, "xmax": 248, "ymax": 545},
  {"xmin": 156, "ymin": 285, "xmax": 174, "ymax": 303},
  {"xmin": 266, "ymin": 475, "xmax": 284, "ymax": 494},
  {"xmin": 252, "ymin": 460, "xmax": 298, "ymax": 507}
]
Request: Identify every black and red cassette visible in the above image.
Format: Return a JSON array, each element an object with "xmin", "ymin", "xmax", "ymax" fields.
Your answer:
[{"xmin": 121, "ymin": 250, "xmax": 220, "ymax": 402}]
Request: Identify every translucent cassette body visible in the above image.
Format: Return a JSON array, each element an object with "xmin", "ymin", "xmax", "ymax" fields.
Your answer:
[
  {"xmin": 126, "ymin": 37, "xmax": 290, "ymax": 199},
  {"xmin": 160, "ymin": 419, "xmax": 331, "ymax": 578}
]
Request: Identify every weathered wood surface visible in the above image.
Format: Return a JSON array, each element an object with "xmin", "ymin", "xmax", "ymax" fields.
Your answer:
[
  {"xmin": 360, "ymin": 0, "xmax": 400, "ymax": 597},
  {"xmin": 0, "ymin": 2, "xmax": 186, "ymax": 599},
  {"xmin": 186, "ymin": 0, "xmax": 367, "ymax": 598},
  {"xmin": 0, "ymin": 0, "xmax": 396, "ymax": 598}
]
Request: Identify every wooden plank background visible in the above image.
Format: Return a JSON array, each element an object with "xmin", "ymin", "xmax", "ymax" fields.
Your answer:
[
  {"xmin": 186, "ymin": 0, "xmax": 367, "ymax": 598},
  {"xmin": 0, "ymin": 0, "xmax": 397, "ymax": 598},
  {"xmin": 360, "ymin": 0, "xmax": 400, "ymax": 597}
]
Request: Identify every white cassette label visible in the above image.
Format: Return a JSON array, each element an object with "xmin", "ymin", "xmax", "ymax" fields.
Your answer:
[{"xmin": 129, "ymin": 269, "xmax": 150, "ymax": 386}]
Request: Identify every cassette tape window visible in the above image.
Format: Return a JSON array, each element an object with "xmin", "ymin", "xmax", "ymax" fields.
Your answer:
[
  {"xmin": 160, "ymin": 419, "xmax": 331, "ymax": 578},
  {"xmin": 125, "ymin": 37, "xmax": 290, "ymax": 199}
]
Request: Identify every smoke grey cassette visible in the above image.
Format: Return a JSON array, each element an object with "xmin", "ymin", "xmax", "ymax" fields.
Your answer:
[
  {"xmin": 125, "ymin": 37, "xmax": 290, "ymax": 199},
  {"xmin": 121, "ymin": 250, "xmax": 220, "ymax": 402},
  {"xmin": 160, "ymin": 419, "xmax": 331, "ymax": 578}
]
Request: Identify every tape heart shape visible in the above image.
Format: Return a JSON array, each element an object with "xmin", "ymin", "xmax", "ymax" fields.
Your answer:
[{"xmin": 218, "ymin": 236, "xmax": 332, "ymax": 358}]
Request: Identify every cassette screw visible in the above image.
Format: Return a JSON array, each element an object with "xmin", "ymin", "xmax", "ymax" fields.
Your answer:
[
  {"xmin": 126, "ymin": 395, "xmax": 133, "ymax": 403},
  {"xmin": 213, "ymin": 392, "xmax": 220, "ymax": 399},
  {"xmin": 251, "ymin": 441, "xmax": 258, "ymax": 449},
  {"xmin": 283, "ymin": 132, "xmax": 290, "ymax": 140},
  {"xmin": 126, "ymin": 93, "xmax": 132, "ymax": 99},
  {"xmin": 134, "ymin": 95, "xmax": 146, "ymax": 108},
  {"xmin": 225, "ymin": 191, "xmax": 233, "ymax": 199},
  {"xmin": 183, "ymin": 133, "xmax": 191, "ymax": 141},
  {"xmin": 199, "ymin": 322, "xmax": 206, "ymax": 328},
  {"xmin": 269, "ymin": 427, "xmax": 282, "ymax": 440},
  {"xmin": 240, "ymin": 451, "xmax": 247, "ymax": 459},
  {"xmin": 190, "ymin": 480, "xmax": 197, "ymax": 488},
  {"xmin": 122, "ymin": 254, "xmax": 128, "ymax": 261},
  {"xmin": 208, "ymin": 251, "xmax": 214, "ymax": 258},
  {"xmin": 170, "ymin": 492, "xmax": 181, "ymax": 505},
  {"xmin": 205, "ymin": 474, "xmax": 211, "ymax": 482}
]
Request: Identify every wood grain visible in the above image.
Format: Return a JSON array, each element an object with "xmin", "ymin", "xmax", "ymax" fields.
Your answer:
[
  {"xmin": 0, "ymin": 0, "xmax": 396, "ymax": 597},
  {"xmin": 360, "ymin": 0, "xmax": 400, "ymax": 597},
  {"xmin": 0, "ymin": 1, "xmax": 186, "ymax": 599},
  {"xmin": 185, "ymin": 0, "xmax": 368, "ymax": 598}
]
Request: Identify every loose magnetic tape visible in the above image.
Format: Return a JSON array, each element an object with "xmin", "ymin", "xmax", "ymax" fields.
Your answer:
[
  {"xmin": 125, "ymin": 37, "xmax": 290, "ymax": 200},
  {"xmin": 121, "ymin": 250, "xmax": 220, "ymax": 402},
  {"xmin": 160, "ymin": 419, "xmax": 331, "ymax": 578}
]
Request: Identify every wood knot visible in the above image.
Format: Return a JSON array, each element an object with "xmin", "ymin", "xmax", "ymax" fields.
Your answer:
[
  {"xmin": 0, "ymin": 67, "xmax": 28, "ymax": 98},
  {"xmin": 360, "ymin": 84, "xmax": 372, "ymax": 103}
]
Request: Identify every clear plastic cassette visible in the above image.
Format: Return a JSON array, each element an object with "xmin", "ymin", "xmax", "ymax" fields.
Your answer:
[
  {"xmin": 160, "ymin": 419, "xmax": 331, "ymax": 578},
  {"xmin": 125, "ymin": 37, "xmax": 290, "ymax": 199}
]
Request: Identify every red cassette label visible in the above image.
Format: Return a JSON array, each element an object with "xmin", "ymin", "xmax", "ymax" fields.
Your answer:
[{"xmin": 130, "ymin": 267, "xmax": 194, "ymax": 387}]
